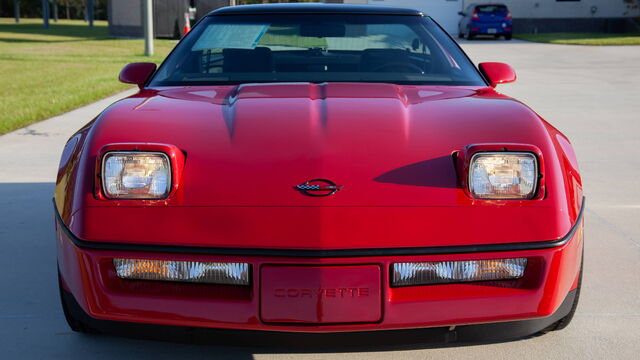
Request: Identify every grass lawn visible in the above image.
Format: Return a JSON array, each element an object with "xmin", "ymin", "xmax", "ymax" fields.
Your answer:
[
  {"xmin": 514, "ymin": 32, "xmax": 640, "ymax": 46},
  {"xmin": 0, "ymin": 18, "xmax": 175, "ymax": 135},
  {"xmin": 259, "ymin": 25, "xmax": 328, "ymax": 48}
]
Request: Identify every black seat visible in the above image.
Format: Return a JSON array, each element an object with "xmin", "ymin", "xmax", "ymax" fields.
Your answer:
[
  {"xmin": 222, "ymin": 47, "xmax": 273, "ymax": 73},
  {"xmin": 360, "ymin": 49, "xmax": 411, "ymax": 72}
]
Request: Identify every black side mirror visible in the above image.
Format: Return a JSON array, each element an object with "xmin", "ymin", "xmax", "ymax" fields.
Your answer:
[{"xmin": 458, "ymin": 12, "xmax": 466, "ymax": 16}]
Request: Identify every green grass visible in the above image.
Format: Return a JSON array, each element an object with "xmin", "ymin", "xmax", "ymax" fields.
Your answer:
[
  {"xmin": 259, "ymin": 25, "xmax": 328, "ymax": 48},
  {"xmin": 0, "ymin": 18, "xmax": 176, "ymax": 135},
  {"xmin": 514, "ymin": 32, "xmax": 640, "ymax": 46}
]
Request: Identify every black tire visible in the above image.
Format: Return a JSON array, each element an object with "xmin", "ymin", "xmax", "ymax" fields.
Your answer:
[
  {"xmin": 58, "ymin": 271, "xmax": 95, "ymax": 333},
  {"xmin": 458, "ymin": 32, "xmax": 464, "ymax": 39},
  {"xmin": 505, "ymin": 33, "xmax": 513, "ymax": 40},
  {"xmin": 540, "ymin": 254, "xmax": 583, "ymax": 333},
  {"xmin": 466, "ymin": 32, "xmax": 474, "ymax": 40}
]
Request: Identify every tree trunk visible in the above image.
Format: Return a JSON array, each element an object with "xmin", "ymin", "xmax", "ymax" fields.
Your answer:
[
  {"xmin": 14, "ymin": 0, "xmax": 20, "ymax": 23},
  {"xmin": 53, "ymin": 1, "xmax": 58, "ymax": 22},
  {"xmin": 65, "ymin": 0, "xmax": 70, "ymax": 20},
  {"xmin": 88, "ymin": 0, "xmax": 93, "ymax": 27},
  {"xmin": 42, "ymin": 0, "xmax": 49, "ymax": 29}
]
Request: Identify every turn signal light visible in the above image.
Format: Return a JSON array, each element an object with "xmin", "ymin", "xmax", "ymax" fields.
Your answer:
[
  {"xmin": 113, "ymin": 259, "xmax": 250, "ymax": 285},
  {"xmin": 392, "ymin": 258, "xmax": 527, "ymax": 287}
]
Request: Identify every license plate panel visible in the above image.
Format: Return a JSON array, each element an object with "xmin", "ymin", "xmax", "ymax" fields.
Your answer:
[
  {"xmin": 260, "ymin": 265, "xmax": 381, "ymax": 324},
  {"xmin": 487, "ymin": 28, "xmax": 498, "ymax": 34}
]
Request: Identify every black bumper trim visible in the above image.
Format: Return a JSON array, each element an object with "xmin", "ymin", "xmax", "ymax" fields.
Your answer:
[{"xmin": 54, "ymin": 197, "xmax": 584, "ymax": 258}]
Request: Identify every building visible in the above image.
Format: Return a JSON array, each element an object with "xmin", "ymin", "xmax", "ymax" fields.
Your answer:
[
  {"xmin": 343, "ymin": 0, "xmax": 640, "ymax": 34},
  {"xmin": 486, "ymin": 0, "xmax": 640, "ymax": 33},
  {"xmin": 109, "ymin": 0, "xmax": 640, "ymax": 38},
  {"xmin": 108, "ymin": 0, "xmax": 229, "ymax": 38},
  {"xmin": 108, "ymin": 1, "xmax": 319, "ymax": 39}
]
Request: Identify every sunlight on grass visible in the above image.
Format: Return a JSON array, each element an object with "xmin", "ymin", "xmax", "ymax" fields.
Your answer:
[
  {"xmin": 0, "ymin": 18, "xmax": 176, "ymax": 135},
  {"xmin": 259, "ymin": 25, "xmax": 328, "ymax": 48},
  {"xmin": 514, "ymin": 33, "xmax": 640, "ymax": 46}
]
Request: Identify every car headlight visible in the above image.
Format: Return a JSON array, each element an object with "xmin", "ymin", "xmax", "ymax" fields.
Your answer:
[
  {"xmin": 469, "ymin": 152, "xmax": 537, "ymax": 199},
  {"xmin": 102, "ymin": 151, "xmax": 171, "ymax": 199}
]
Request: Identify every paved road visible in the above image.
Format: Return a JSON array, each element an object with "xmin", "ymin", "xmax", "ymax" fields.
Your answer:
[{"xmin": 1, "ymin": 39, "xmax": 639, "ymax": 359}]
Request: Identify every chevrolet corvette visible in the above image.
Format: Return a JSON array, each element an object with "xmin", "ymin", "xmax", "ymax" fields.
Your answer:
[{"xmin": 54, "ymin": 3, "xmax": 584, "ymax": 342}]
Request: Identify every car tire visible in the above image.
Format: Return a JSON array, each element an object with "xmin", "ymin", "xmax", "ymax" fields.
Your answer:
[
  {"xmin": 58, "ymin": 270, "xmax": 95, "ymax": 333},
  {"xmin": 505, "ymin": 33, "xmax": 512, "ymax": 40},
  {"xmin": 458, "ymin": 32, "xmax": 464, "ymax": 39},
  {"xmin": 540, "ymin": 252, "xmax": 583, "ymax": 333},
  {"xmin": 466, "ymin": 32, "xmax": 474, "ymax": 40}
]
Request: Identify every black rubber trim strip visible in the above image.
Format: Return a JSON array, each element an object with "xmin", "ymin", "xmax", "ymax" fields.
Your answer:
[
  {"xmin": 54, "ymin": 197, "xmax": 584, "ymax": 258},
  {"xmin": 208, "ymin": 5, "xmax": 423, "ymax": 16}
]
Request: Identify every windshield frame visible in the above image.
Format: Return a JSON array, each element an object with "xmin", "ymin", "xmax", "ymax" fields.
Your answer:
[{"xmin": 146, "ymin": 13, "xmax": 488, "ymax": 88}]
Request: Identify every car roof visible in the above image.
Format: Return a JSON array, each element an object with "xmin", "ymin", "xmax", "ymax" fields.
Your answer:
[
  {"xmin": 209, "ymin": 3, "xmax": 423, "ymax": 16},
  {"xmin": 473, "ymin": 3, "xmax": 507, "ymax": 7}
]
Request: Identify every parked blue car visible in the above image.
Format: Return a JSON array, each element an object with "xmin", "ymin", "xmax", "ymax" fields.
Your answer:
[{"xmin": 458, "ymin": 3, "xmax": 512, "ymax": 40}]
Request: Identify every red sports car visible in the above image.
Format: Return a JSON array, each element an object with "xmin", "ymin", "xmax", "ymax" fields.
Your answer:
[{"xmin": 55, "ymin": 4, "xmax": 583, "ymax": 343}]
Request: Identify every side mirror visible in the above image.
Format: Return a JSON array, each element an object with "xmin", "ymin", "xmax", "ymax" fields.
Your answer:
[
  {"xmin": 119, "ymin": 62, "xmax": 157, "ymax": 89},
  {"xmin": 478, "ymin": 62, "xmax": 516, "ymax": 88},
  {"xmin": 458, "ymin": 11, "xmax": 466, "ymax": 16}
]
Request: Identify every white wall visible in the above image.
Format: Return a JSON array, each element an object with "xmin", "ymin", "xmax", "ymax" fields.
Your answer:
[
  {"xmin": 462, "ymin": 0, "xmax": 640, "ymax": 19},
  {"xmin": 347, "ymin": 0, "xmax": 640, "ymax": 20},
  {"xmin": 364, "ymin": 0, "xmax": 464, "ymax": 35}
]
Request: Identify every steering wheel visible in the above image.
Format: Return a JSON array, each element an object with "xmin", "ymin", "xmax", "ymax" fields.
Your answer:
[{"xmin": 372, "ymin": 62, "xmax": 425, "ymax": 74}]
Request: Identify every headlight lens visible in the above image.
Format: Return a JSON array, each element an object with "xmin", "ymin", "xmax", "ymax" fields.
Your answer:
[
  {"xmin": 102, "ymin": 152, "xmax": 171, "ymax": 199},
  {"xmin": 469, "ymin": 152, "xmax": 537, "ymax": 199}
]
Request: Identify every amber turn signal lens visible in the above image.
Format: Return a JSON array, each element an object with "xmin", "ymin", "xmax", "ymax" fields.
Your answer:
[
  {"xmin": 113, "ymin": 259, "xmax": 250, "ymax": 285},
  {"xmin": 392, "ymin": 258, "xmax": 527, "ymax": 287}
]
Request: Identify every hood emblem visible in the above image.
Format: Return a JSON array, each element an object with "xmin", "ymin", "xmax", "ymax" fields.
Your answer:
[{"xmin": 295, "ymin": 179, "xmax": 344, "ymax": 197}]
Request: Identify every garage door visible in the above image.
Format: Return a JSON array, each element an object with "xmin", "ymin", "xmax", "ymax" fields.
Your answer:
[{"xmin": 366, "ymin": 0, "xmax": 462, "ymax": 35}]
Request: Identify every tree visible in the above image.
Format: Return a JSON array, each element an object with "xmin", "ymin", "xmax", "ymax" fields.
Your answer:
[{"xmin": 624, "ymin": 0, "xmax": 640, "ymax": 16}]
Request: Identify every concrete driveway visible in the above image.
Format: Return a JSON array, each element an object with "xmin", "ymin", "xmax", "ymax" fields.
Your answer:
[{"xmin": 1, "ymin": 39, "xmax": 639, "ymax": 359}]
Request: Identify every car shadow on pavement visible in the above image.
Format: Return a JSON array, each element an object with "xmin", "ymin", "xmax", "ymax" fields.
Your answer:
[{"xmin": 0, "ymin": 182, "xmax": 536, "ymax": 357}]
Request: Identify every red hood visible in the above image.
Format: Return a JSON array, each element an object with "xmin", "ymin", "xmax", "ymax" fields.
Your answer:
[
  {"xmin": 89, "ymin": 83, "xmax": 558, "ymax": 207},
  {"xmin": 64, "ymin": 83, "xmax": 578, "ymax": 249}
]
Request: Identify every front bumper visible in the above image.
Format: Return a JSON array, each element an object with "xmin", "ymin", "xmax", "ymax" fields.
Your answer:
[
  {"xmin": 470, "ymin": 22, "xmax": 512, "ymax": 35},
  {"xmin": 55, "ymin": 204, "xmax": 583, "ymax": 334}
]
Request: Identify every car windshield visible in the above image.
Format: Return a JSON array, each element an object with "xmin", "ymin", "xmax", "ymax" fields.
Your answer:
[{"xmin": 149, "ymin": 14, "xmax": 485, "ymax": 86}]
